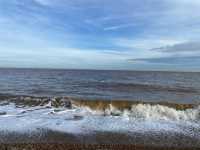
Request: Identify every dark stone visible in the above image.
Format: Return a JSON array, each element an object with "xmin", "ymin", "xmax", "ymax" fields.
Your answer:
[
  {"xmin": 73, "ymin": 115, "xmax": 83, "ymax": 120},
  {"xmin": 0, "ymin": 112, "xmax": 6, "ymax": 115},
  {"xmin": 0, "ymin": 101, "xmax": 9, "ymax": 106}
]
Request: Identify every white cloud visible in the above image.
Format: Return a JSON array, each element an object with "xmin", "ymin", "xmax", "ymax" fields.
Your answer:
[
  {"xmin": 0, "ymin": 47, "xmax": 131, "ymax": 69},
  {"xmin": 113, "ymin": 37, "xmax": 184, "ymax": 50}
]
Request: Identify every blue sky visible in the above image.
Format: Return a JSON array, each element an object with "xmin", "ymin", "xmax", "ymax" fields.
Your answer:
[{"xmin": 0, "ymin": 0, "xmax": 200, "ymax": 71}]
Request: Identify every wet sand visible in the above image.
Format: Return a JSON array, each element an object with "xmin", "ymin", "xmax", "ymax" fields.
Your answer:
[
  {"xmin": 0, "ymin": 129, "xmax": 200, "ymax": 150},
  {"xmin": 1, "ymin": 144, "xmax": 200, "ymax": 150}
]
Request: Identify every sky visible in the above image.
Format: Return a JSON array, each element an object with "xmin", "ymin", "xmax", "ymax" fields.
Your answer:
[{"xmin": 0, "ymin": 0, "xmax": 200, "ymax": 71}]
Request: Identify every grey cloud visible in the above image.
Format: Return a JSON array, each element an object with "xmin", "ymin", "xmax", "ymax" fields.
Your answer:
[
  {"xmin": 151, "ymin": 41, "xmax": 200, "ymax": 53},
  {"xmin": 129, "ymin": 56, "xmax": 200, "ymax": 65},
  {"xmin": 128, "ymin": 41, "xmax": 200, "ymax": 67}
]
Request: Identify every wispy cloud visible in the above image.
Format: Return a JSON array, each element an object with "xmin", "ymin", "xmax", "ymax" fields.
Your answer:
[
  {"xmin": 33, "ymin": 0, "xmax": 53, "ymax": 6},
  {"xmin": 104, "ymin": 23, "xmax": 137, "ymax": 31}
]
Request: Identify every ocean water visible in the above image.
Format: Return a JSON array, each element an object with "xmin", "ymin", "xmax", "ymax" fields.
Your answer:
[
  {"xmin": 0, "ymin": 68, "xmax": 200, "ymax": 146},
  {"xmin": 0, "ymin": 68, "xmax": 200, "ymax": 103}
]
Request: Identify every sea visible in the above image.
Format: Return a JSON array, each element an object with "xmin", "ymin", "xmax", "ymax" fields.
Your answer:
[
  {"xmin": 0, "ymin": 68, "xmax": 200, "ymax": 147},
  {"xmin": 0, "ymin": 68, "xmax": 200, "ymax": 103}
]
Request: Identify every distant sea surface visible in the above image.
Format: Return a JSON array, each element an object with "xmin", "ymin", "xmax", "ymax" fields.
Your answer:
[{"xmin": 0, "ymin": 68, "xmax": 200, "ymax": 104}]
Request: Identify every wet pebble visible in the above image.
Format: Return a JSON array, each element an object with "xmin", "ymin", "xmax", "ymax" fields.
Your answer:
[
  {"xmin": 0, "ymin": 112, "xmax": 6, "ymax": 115},
  {"xmin": 73, "ymin": 115, "xmax": 83, "ymax": 120},
  {"xmin": 64, "ymin": 115, "xmax": 83, "ymax": 121},
  {"xmin": 0, "ymin": 101, "xmax": 9, "ymax": 106}
]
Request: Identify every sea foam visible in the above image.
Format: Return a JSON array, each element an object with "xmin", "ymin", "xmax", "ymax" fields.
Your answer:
[{"xmin": 76, "ymin": 103, "xmax": 200, "ymax": 122}]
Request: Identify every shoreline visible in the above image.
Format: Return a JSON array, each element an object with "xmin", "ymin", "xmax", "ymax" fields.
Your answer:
[
  {"xmin": 1, "ymin": 144, "xmax": 199, "ymax": 150},
  {"xmin": 0, "ymin": 129, "xmax": 200, "ymax": 147}
]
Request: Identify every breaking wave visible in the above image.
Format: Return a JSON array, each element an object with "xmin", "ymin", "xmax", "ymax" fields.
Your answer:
[
  {"xmin": 0, "ymin": 95, "xmax": 199, "ymax": 122},
  {"xmin": 78, "ymin": 103, "xmax": 200, "ymax": 122}
]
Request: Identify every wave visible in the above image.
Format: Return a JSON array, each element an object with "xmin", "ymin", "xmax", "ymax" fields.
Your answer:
[
  {"xmin": 0, "ymin": 94, "xmax": 196, "ymax": 109},
  {"xmin": 71, "ymin": 100, "xmax": 199, "ymax": 122},
  {"xmin": 78, "ymin": 103, "xmax": 200, "ymax": 122},
  {"xmin": 0, "ymin": 95, "xmax": 199, "ymax": 122}
]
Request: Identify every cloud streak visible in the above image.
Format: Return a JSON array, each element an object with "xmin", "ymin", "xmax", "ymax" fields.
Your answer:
[
  {"xmin": 104, "ymin": 23, "xmax": 137, "ymax": 31},
  {"xmin": 130, "ymin": 56, "xmax": 200, "ymax": 65}
]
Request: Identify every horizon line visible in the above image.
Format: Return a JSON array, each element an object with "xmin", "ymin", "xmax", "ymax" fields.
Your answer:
[{"xmin": 0, "ymin": 67, "xmax": 199, "ymax": 73}]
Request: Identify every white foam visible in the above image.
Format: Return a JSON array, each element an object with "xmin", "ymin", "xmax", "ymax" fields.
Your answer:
[
  {"xmin": 80, "ymin": 104, "xmax": 200, "ymax": 122},
  {"xmin": 0, "ymin": 103, "xmax": 199, "ymax": 137},
  {"xmin": 129, "ymin": 104, "xmax": 200, "ymax": 121}
]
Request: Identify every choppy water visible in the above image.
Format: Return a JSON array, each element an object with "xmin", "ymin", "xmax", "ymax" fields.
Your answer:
[{"xmin": 0, "ymin": 68, "xmax": 200, "ymax": 103}]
